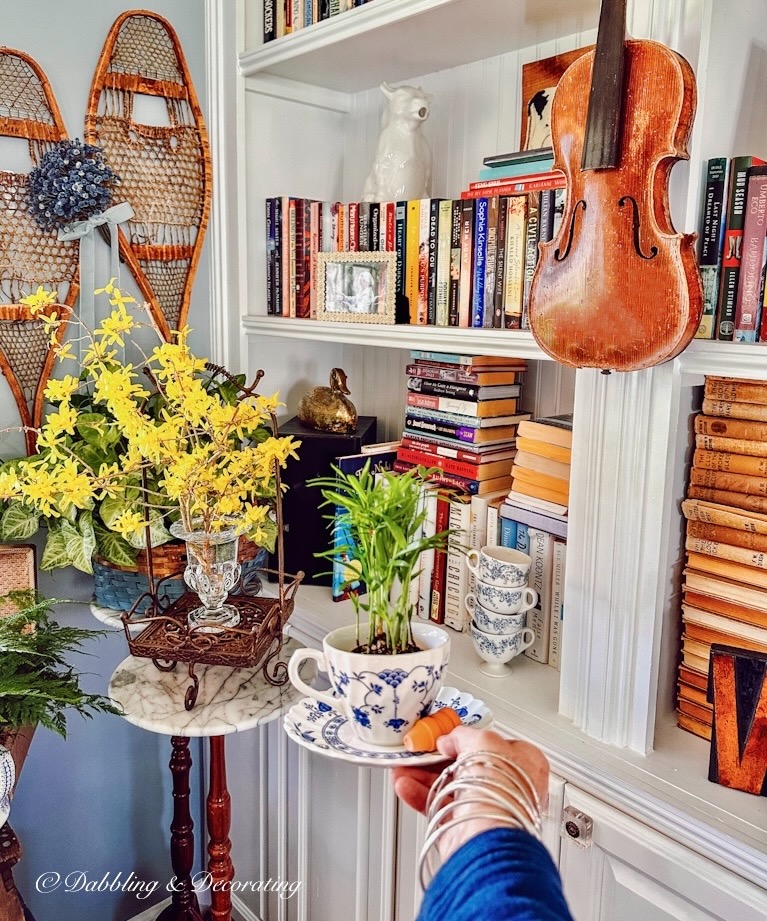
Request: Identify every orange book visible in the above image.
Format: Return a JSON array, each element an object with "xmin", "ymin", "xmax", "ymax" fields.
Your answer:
[
  {"xmin": 513, "ymin": 449, "xmax": 571, "ymax": 481},
  {"xmin": 705, "ymin": 377, "xmax": 767, "ymax": 404},
  {"xmin": 686, "ymin": 552, "xmax": 767, "ymax": 590},
  {"xmin": 683, "ymin": 588, "xmax": 767, "ymax": 629},
  {"xmin": 511, "ymin": 464, "xmax": 570, "ymax": 500},
  {"xmin": 517, "ymin": 419, "xmax": 573, "ymax": 449},
  {"xmin": 684, "ymin": 566, "xmax": 767, "ymax": 610},
  {"xmin": 515, "ymin": 435, "xmax": 572, "ymax": 464},
  {"xmin": 686, "ymin": 535, "xmax": 767, "ymax": 570},
  {"xmin": 693, "ymin": 448, "xmax": 767, "ymax": 477},
  {"xmin": 677, "ymin": 680, "xmax": 712, "ymax": 710},
  {"xmin": 702, "ymin": 398, "xmax": 767, "ymax": 422},
  {"xmin": 406, "ymin": 199, "xmax": 421, "ymax": 323},
  {"xmin": 688, "ymin": 485, "xmax": 767, "ymax": 514},
  {"xmin": 694, "ymin": 413, "xmax": 767, "ymax": 441},
  {"xmin": 677, "ymin": 711, "xmax": 712, "ymax": 741},
  {"xmin": 683, "ymin": 602, "xmax": 767, "ymax": 647},
  {"xmin": 678, "ymin": 664, "xmax": 708, "ymax": 692},
  {"xmin": 687, "ymin": 519, "xmax": 767, "ymax": 553},
  {"xmin": 685, "ymin": 621, "xmax": 767, "ymax": 655},
  {"xmin": 695, "ymin": 432, "xmax": 767, "ymax": 457},
  {"xmin": 677, "ymin": 696, "xmax": 713, "ymax": 727},
  {"xmin": 510, "ymin": 477, "xmax": 570, "ymax": 508},
  {"xmin": 681, "ymin": 498, "xmax": 767, "ymax": 534},
  {"xmin": 690, "ymin": 466, "xmax": 767, "ymax": 497}
]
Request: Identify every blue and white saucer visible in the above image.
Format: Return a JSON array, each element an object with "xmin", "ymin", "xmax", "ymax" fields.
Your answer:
[{"xmin": 283, "ymin": 686, "xmax": 493, "ymax": 767}]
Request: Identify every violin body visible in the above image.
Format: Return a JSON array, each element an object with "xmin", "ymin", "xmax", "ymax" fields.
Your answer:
[{"xmin": 528, "ymin": 40, "xmax": 703, "ymax": 371}]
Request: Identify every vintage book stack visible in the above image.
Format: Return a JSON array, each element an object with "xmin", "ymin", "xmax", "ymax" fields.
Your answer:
[
  {"xmin": 264, "ymin": 148, "xmax": 564, "ymax": 327},
  {"xmin": 395, "ymin": 350, "xmax": 530, "ymax": 632},
  {"xmin": 694, "ymin": 154, "xmax": 767, "ymax": 341},
  {"xmin": 499, "ymin": 415, "xmax": 573, "ymax": 669},
  {"xmin": 678, "ymin": 376, "xmax": 767, "ymax": 739}
]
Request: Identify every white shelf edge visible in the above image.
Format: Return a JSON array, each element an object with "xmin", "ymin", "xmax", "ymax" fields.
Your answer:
[
  {"xmin": 280, "ymin": 583, "xmax": 767, "ymax": 886},
  {"xmin": 242, "ymin": 315, "xmax": 548, "ymax": 359},
  {"xmin": 679, "ymin": 339, "xmax": 767, "ymax": 381},
  {"xmin": 239, "ymin": 0, "xmax": 459, "ymax": 78}
]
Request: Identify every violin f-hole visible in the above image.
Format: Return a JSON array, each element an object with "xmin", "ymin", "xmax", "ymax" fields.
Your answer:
[
  {"xmin": 618, "ymin": 195, "xmax": 659, "ymax": 260},
  {"xmin": 554, "ymin": 200, "xmax": 587, "ymax": 262}
]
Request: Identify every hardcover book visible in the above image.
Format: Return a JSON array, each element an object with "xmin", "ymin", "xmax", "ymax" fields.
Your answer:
[
  {"xmin": 405, "ymin": 392, "xmax": 520, "ymax": 418},
  {"xmin": 503, "ymin": 195, "xmax": 527, "ymax": 329},
  {"xmin": 406, "ymin": 377, "xmax": 522, "ymax": 401},
  {"xmin": 733, "ymin": 166, "xmax": 767, "ymax": 341},
  {"xmin": 549, "ymin": 537, "xmax": 567, "ymax": 670},
  {"xmin": 471, "ymin": 197, "xmax": 489, "ymax": 327},
  {"xmin": 482, "ymin": 196, "xmax": 499, "ymax": 329},
  {"xmin": 696, "ymin": 157, "xmax": 728, "ymax": 339},
  {"xmin": 406, "ymin": 363, "xmax": 524, "ymax": 385},
  {"xmin": 525, "ymin": 527, "xmax": 553, "ymax": 664},
  {"xmin": 716, "ymin": 155, "xmax": 767, "ymax": 339}
]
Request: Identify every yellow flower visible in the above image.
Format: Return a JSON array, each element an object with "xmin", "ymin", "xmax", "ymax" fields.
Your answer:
[
  {"xmin": 44, "ymin": 375, "xmax": 80, "ymax": 404},
  {"xmin": 95, "ymin": 304, "xmax": 138, "ymax": 347},
  {"xmin": 20, "ymin": 285, "xmax": 57, "ymax": 315},
  {"xmin": 54, "ymin": 341, "xmax": 76, "ymax": 362},
  {"xmin": 111, "ymin": 509, "xmax": 145, "ymax": 540}
]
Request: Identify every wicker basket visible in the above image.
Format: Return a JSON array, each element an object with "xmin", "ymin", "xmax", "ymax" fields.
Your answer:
[{"xmin": 93, "ymin": 537, "xmax": 267, "ymax": 613}]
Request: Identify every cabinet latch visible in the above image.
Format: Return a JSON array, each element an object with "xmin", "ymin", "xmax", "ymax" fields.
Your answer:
[{"xmin": 560, "ymin": 806, "xmax": 593, "ymax": 848}]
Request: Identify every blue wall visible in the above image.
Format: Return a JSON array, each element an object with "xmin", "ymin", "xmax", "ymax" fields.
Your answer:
[{"xmin": 2, "ymin": 2, "xmax": 211, "ymax": 918}]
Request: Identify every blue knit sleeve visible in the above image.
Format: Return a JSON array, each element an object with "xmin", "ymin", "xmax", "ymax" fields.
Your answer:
[{"xmin": 417, "ymin": 826, "xmax": 574, "ymax": 921}]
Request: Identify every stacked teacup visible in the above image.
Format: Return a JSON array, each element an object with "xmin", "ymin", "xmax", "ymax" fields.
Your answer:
[{"xmin": 465, "ymin": 546, "xmax": 536, "ymax": 677}]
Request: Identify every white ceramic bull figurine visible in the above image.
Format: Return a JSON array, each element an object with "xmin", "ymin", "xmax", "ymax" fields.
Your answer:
[{"xmin": 361, "ymin": 82, "xmax": 433, "ymax": 202}]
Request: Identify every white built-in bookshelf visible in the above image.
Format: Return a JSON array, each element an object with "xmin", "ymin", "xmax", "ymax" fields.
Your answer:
[{"xmin": 213, "ymin": 0, "xmax": 767, "ymax": 913}]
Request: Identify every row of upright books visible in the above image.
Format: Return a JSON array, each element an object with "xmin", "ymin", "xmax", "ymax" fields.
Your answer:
[
  {"xmin": 264, "ymin": 168, "xmax": 564, "ymax": 326},
  {"xmin": 678, "ymin": 376, "xmax": 767, "ymax": 739},
  {"xmin": 263, "ymin": 0, "xmax": 372, "ymax": 42},
  {"xmin": 499, "ymin": 416, "xmax": 572, "ymax": 668},
  {"xmin": 696, "ymin": 154, "xmax": 767, "ymax": 340}
]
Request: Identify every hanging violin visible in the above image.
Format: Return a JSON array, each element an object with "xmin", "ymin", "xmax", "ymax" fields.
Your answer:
[{"xmin": 528, "ymin": 0, "xmax": 703, "ymax": 372}]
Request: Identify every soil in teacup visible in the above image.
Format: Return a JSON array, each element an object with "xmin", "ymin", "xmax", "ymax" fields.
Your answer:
[{"xmin": 353, "ymin": 633, "xmax": 421, "ymax": 655}]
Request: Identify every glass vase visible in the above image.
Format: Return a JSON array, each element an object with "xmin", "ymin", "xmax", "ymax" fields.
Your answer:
[{"xmin": 170, "ymin": 520, "xmax": 242, "ymax": 632}]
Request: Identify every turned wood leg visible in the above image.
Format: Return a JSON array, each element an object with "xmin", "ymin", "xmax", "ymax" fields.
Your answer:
[
  {"xmin": 158, "ymin": 736, "xmax": 202, "ymax": 921},
  {"xmin": 207, "ymin": 735, "xmax": 234, "ymax": 921}
]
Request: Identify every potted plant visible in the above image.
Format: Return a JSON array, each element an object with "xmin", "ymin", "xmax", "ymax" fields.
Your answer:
[
  {"xmin": 287, "ymin": 462, "xmax": 453, "ymax": 746},
  {"xmin": 0, "ymin": 283, "xmax": 300, "ymax": 629}
]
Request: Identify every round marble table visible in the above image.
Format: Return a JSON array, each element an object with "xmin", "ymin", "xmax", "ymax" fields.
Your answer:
[{"xmin": 109, "ymin": 644, "xmax": 303, "ymax": 921}]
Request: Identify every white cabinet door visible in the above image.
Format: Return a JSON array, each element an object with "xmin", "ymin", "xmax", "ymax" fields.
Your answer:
[{"xmin": 559, "ymin": 785, "xmax": 767, "ymax": 921}]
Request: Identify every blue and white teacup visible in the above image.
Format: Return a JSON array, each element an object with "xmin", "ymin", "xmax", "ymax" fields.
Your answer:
[
  {"xmin": 467, "ymin": 580, "xmax": 537, "ymax": 615},
  {"xmin": 287, "ymin": 622, "xmax": 450, "ymax": 747},
  {"xmin": 465, "ymin": 595, "xmax": 530, "ymax": 634},
  {"xmin": 465, "ymin": 546, "xmax": 531, "ymax": 587},
  {"xmin": 470, "ymin": 620, "xmax": 535, "ymax": 676}
]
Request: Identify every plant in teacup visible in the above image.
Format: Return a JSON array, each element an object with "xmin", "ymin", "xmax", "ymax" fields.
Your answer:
[{"xmin": 287, "ymin": 463, "xmax": 455, "ymax": 747}]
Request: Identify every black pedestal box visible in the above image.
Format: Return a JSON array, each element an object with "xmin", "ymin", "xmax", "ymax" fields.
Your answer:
[{"xmin": 272, "ymin": 415, "xmax": 377, "ymax": 585}]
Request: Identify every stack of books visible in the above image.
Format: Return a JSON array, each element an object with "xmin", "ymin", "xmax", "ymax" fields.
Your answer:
[
  {"xmin": 508, "ymin": 414, "xmax": 573, "ymax": 515},
  {"xmin": 396, "ymin": 350, "xmax": 530, "ymax": 633},
  {"xmin": 678, "ymin": 376, "xmax": 767, "ymax": 739},
  {"xmin": 396, "ymin": 350, "xmax": 530, "ymax": 496}
]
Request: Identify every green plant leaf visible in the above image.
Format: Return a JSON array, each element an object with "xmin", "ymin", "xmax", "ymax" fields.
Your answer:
[
  {"xmin": 93, "ymin": 521, "xmax": 138, "ymax": 567},
  {"xmin": 127, "ymin": 516, "xmax": 172, "ymax": 550},
  {"xmin": 99, "ymin": 496, "xmax": 133, "ymax": 530},
  {"xmin": 39, "ymin": 528, "xmax": 73, "ymax": 571},
  {"xmin": 75, "ymin": 412, "xmax": 120, "ymax": 449},
  {"xmin": 0, "ymin": 503, "xmax": 39, "ymax": 541}
]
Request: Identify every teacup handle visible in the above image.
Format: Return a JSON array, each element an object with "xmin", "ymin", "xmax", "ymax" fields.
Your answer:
[
  {"xmin": 465, "ymin": 549, "xmax": 480, "ymax": 577},
  {"xmin": 520, "ymin": 587, "xmax": 538, "ymax": 610},
  {"xmin": 287, "ymin": 648, "xmax": 337, "ymax": 708},
  {"xmin": 464, "ymin": 592, "xmax": 477, "ymax": 614},
  {"xmin": 519, "ymin": 627, "xmax": 536, "ymax": 652}
]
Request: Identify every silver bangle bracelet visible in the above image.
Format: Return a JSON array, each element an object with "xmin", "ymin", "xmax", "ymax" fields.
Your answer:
[{"xmin": 417, "ymin": 749, "xmax": 544, "ymax": 890}]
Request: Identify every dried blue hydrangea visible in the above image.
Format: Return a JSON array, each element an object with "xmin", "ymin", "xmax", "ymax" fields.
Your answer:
[{"xmin": 27, "ymin": 139, "xmax": 120, "ymax": 233}]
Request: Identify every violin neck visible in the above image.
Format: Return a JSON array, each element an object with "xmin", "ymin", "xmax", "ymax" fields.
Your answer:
[{"xmin": 581, "ymin": 0, "xmax": 627, "ymax": 170}]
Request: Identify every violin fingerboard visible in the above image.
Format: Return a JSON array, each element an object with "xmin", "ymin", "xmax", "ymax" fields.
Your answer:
[{"xmin": 582, "ymin": 0, "xmax": 627, "ymax": 170}]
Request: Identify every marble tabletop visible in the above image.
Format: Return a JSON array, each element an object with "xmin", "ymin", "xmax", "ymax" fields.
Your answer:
[{"xmin": 109, "ymin": 638, "xmax": 304, "ymax": 738}]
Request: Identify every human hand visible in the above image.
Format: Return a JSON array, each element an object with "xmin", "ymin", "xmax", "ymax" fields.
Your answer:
[{"xmin": 392, "ymin": 727, "xmax": 549, "ymax": 866}]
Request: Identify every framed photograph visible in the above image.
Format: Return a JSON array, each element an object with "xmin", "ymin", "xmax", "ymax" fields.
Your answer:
[
  {"xmin": 520, "ymin": 46, "xmax": 592, "ymax": 151},
  {"xmin": 316, "ymin": 251, "xmax": 396, "ymax": 324}
]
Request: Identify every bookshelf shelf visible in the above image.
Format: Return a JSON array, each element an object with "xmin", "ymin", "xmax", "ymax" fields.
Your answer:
[
  {"xmin": 241, "ymin": 316, "xmax": 549, "ymax": 359},
  {"xmin": 280, "ymin": 584, "xmax": 767, "ymax": 882},
  {"xmin": 239, "ymin": 0, "xmax": 600, "ymax": 92},
  {"xmin": 680, "ymin": 339, "xmax": 767, "ymax": 382}
]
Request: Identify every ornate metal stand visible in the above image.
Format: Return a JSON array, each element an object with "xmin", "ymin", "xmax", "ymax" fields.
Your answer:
[{"xmin": 119, "ymin": 370, "xmax": 304, "ymax": 708}]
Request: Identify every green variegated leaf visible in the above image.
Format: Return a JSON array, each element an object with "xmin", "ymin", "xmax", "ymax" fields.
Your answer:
[
  {"xmin": 68, "ymin": 512, "xmax": 96, "ymax": 574},
  {"xmin": 40, "ymin": 528, "xmax": 73, "ymax": 571},
  {"xmin": 0, "ymin": 504, "xmax": 39, "ymax": 541},
  {"xmin": 127, "ymin": 516, "xmax": 172, "ymax": 550},
  {"xmin": 98, "ymin": 496, "xmax": 133, "ymax": 530},
  {"xmin": 93, "ymin": 521, "xmax": 138, "ymax": 567}
]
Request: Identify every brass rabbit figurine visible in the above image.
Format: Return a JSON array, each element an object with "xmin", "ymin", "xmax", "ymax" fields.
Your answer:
[{"xmin": 297, "ymin": 368, "xmax": 358, "ymax": 434}]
